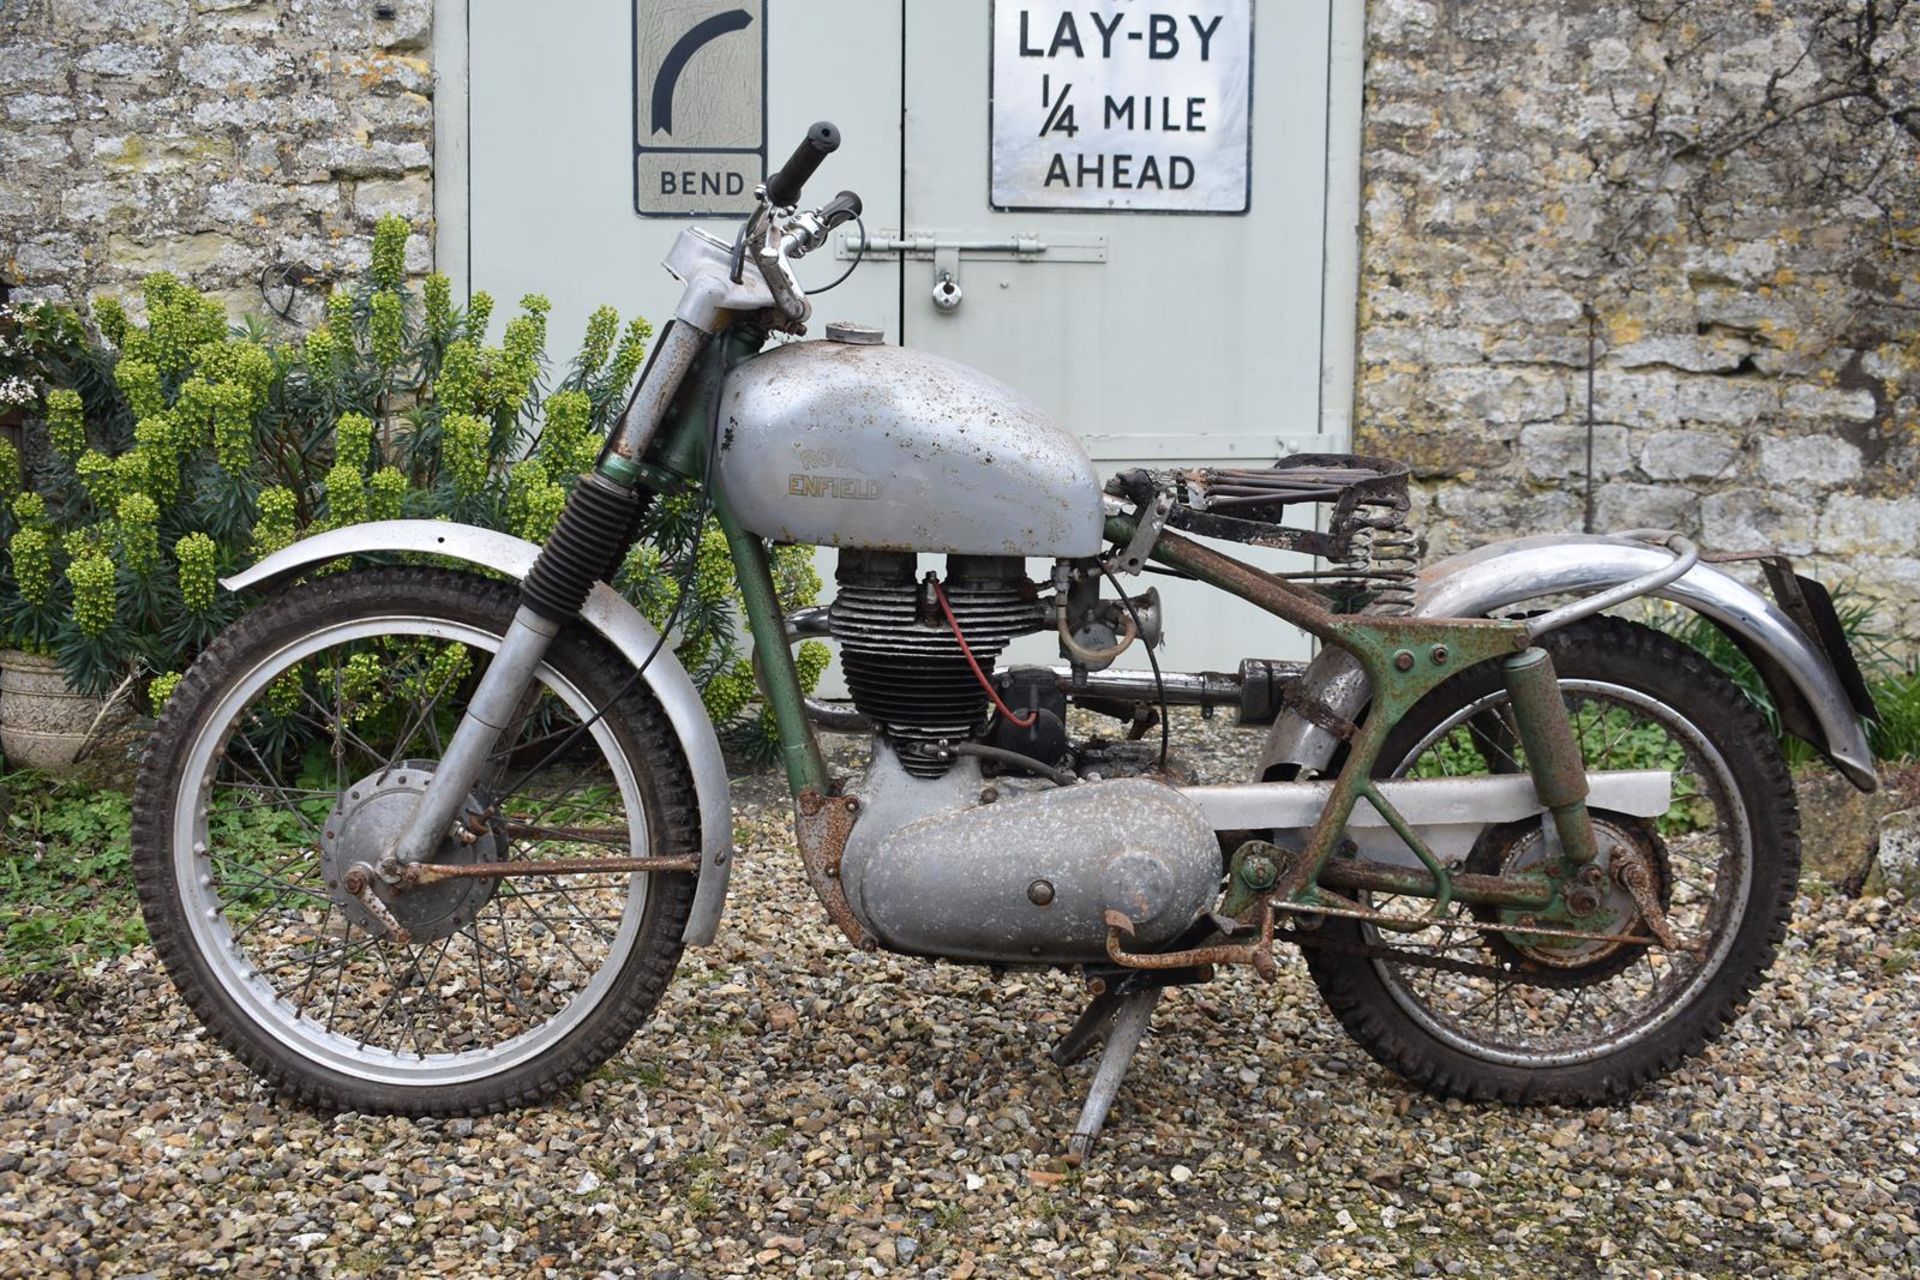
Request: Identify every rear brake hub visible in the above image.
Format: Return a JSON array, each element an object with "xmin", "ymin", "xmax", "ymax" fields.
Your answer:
[
  {"xmin": 1470, "ymin": 813, "xmax": 1669, "ymax": 976},
  {"xmin": 320, "ymin": 762, "xmax": 504, "ymax": 943}
]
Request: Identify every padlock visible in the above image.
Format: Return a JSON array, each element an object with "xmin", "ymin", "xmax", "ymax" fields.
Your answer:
[{"xmin": 932, "ymin": 269, "xmax": 963, "ymax": 313}]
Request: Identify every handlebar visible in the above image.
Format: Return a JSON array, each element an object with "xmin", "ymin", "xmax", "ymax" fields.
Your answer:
[{"xmin": 765, "ymin": 120, "xmax": 840, "ymax": 208}]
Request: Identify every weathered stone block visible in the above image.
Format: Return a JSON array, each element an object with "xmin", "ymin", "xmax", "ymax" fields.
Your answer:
[
  {"xmin": 0, "ymin": 42, "xmax": 70, "ymax": 88},
  {"xmin": 350, "ymin": 173, "xmax": 432, "ymax": 223},
  {"xmin": 104, "ymin": 230, "xmax": 260, "ymax": 276},
  {"xmin": 1758, "ymin": 435, "xmax": 1863, "ymax": 490},
  {"xmin": 1361, "ymin": 326, "xmax": 1485, "ymax": 365},
  {"xmin": 7, "ymin": 92, "xmax": 77, "ymax": 123},
  {"xmin": 1875, "ymin": 810, "xmax": 1920, "ymax": 898},
  {"xmin": 56, "ymin": 0, "xmax": 188, "ymax": 35},
  {"xmin": 1592, "ymin": 482, "xmax": 1697, "ymax": 533},
  {"xmin": 1593, "ymin": 369, "xmax": 1679, "ymax": 427},
  {"xmin": 1700, "ymin": 488, "xmax": 1815, "ymax": 555},
  {"xmin": 177, "ymin": 41, "xmax": 288, "ymax": 88},
  {"xmin": 75, "ymin": 41, "xmax": 168, "ymax": 76},
  {"xmin": 1516, "ymin": 423, "xmax": 1629, "ymax": 481},
  {"xmin": 1782, "ymin": 383, "xmax": 1879, "ymax": 424},
  {"xmin": 1816, "ymin": 495, "xmax": 1920, "ymax": 557},
  {"xmin": 1641, "ymin": 429, "xmax": 1741, "ymax": 481},
  {"xmin": 1673, "ymin": 376, "xmax": 1776, "ymax": 427},
  {"xmin": 296, "ymin": 137, "xmax": 430, "ymax": 179},
  {"xmin": 1457, "ymin": 287, "xmax": 1584, "ymax": 329},
  {"xmin": 1428, "ymin": 366, "xmax": 1569, "ymax": 424},
  {"xmin": 1371, "ymin": 0, "xmax": 1438, "ymax": 47},
  {"xmin": 1613, "ymin": 335, "xmax": 1752, "ymax": 373}
]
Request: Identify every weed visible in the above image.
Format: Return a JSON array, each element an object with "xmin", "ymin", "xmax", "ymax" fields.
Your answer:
[{"xmin": 0, "ymin": 772, "xmax": 143, "ymax": 976}]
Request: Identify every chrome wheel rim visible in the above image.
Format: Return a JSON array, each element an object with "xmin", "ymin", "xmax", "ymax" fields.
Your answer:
[
  {"xmin": 171, "ymin": 614, "xmax": 651, "ymax": 1086},
  {"xmin": 1366, "ymin": 679, "xmax": 1752, "ymax": 1069}
]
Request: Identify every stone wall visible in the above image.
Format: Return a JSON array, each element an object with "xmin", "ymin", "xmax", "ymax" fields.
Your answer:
[
  {"xmin": 1356, "ymin": 1, "xmax": 1920, "ymax": 639},
  {"xmin": 3, "ymin": 1, "xmax": 1915, "ymax": 633},
  {"xmin": 0, "ymin": 0, "xmax": 434, "ymax": 327}
]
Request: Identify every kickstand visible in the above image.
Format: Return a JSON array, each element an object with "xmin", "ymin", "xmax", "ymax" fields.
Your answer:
[{"xmin": 1056, "ymin": 987, "xmax": 1162, "ymax": 1166}]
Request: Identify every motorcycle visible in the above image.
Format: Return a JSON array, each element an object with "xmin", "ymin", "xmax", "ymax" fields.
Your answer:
[{"xmin": 133, "ymin": 124, "xmax": 1879, "ymax": 1161}]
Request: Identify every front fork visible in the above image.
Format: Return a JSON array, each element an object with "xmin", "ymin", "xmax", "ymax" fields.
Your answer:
[{"xmin": 380, "ymin": 319, "xmax": 755, "ymax": 874}]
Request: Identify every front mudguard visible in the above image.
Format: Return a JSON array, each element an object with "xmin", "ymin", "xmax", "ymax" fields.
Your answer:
[
  {"xmin": 221, "ymin": 520, "xmax": 736, "ymax": 944},
  {"xmin": 1258, "ymin": 533, "xmax": 1878, "ymax": 792}
]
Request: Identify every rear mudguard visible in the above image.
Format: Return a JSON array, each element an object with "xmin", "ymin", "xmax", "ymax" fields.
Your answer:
[
  {"xmin": 1259, "ymin": 533, "xmax": 1878, "ymax": 792},
  {"xmin": 221, "ymin": 520, "xmax": 735, "ymax": 945}
]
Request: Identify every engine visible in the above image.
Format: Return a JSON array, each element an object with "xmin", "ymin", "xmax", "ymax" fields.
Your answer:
[{"xmin": 828, "ymin": 549, "xmax": 1048, "ymax": 777}]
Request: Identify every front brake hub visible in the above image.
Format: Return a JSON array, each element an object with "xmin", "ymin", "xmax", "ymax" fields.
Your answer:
[
  {"xmin": 1469, "ymin": 812, "xmax": 1670, "ymax": 979},
  {"xmin": 320, "ymin": 761, "xmax": 504, "ymax": 943}
]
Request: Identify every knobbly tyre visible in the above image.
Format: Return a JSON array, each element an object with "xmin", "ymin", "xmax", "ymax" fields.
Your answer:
[{"xmin": 134, "ymin": 124, "xmax": 1880, "ymax": 1162}]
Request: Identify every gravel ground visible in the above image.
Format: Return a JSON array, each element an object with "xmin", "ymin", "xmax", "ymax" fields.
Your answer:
[{"xmin": 3, "ymin": 711, "xmax": 1919, "ymax": 1278}]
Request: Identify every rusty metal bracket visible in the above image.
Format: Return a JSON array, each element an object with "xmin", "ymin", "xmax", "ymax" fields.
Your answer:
[
  {"xmin": 796, "ymin": 789, "xmax": 874, "ymax": 951},
  {"xmin": 1613, "ymin": 847, "xmax": 1709, "ymax": 956},
  {"xmin": 1104, "ymin": 901, "xmax": 1280, "ymax": 981},
  {"xmin": 399, "ymin": 854, "xmax": 701, "ymax": 885}
]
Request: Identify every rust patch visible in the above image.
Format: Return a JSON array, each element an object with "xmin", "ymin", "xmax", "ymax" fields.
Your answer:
[{"xmin": 795, "ymin": 789, "xmax": 873, "ymax": 951}]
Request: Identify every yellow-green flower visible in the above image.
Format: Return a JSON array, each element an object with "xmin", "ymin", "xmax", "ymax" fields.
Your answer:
[
  {"xmin": 371, "ymin": 215, "xmax": 410, "ymax": 291},
  {"xmin": 368, "ymin": 467, "xmax": 407, "ymax": 521},
  {"xmin": 45, "ymin": 388, "xmax": 86, "ymax": 461},
  {"xmin": 466, "ymin": 290, "xmax": 493, "ymax": 341},
  {"xmin": 369, "ymin": 289, "xmax": 404, "ymax": 368},
  {"xmin": 148, "ymin": 671, "xmax": 182, "ymax": 713},
  {"xmin": 795, "ymin": 639, "xmax": 830, "ymax": 694},
  {"xmin": 435, "ymin": 340, "xmax": 482, "ymax": 414},
  {"xmin": 117, "ymin": 491, "xmax": 160, "ymax": 575},
  {"xmin": 441, "ymin": 412, "xmax": 492, "ymax": 496},
  {"xmin": 506, "ymin": 459, "xmax": 566, "ymax": 541},
  {"xmin": 539, "ymin": 389, "xmax": 597, "ymax": 480},
  {"xmin": 422, "ymin": 273, "xmax": 454, "ymax": 341},
  {"xmin": 607, "ymin": 316, "xmax": 653, "ymax": 391},
  {"xmin": 700, "ymin": 659, "xmax": 756, "ymax": 723},
  {"xmin": 92, "ymin": 296, "xmax": 129, "ymax": 347},
  {"xmin": 304, "ymin": 326, "xmax": 337, "ymax": 393},
  {"xmin": 9, "ymin": 526, "xmax": 53, "ymax": 606},
  {"xmin": 324, "ymin": 460, "xmax": 366, "ymax": 527},
  {"xmin": 0, "ymin": 437, "xmax": 20, "ymax": 500},
  {"xmin": 579, "ymin": 306, "xmax": 619, "ymax": 375},
  {"xmin": 69, "ymin": 552, "xmax": 117, "ymax": 636},
  {"xmin": 114, "ymin": 358, "xmax": 165, "ymax": 421},
  {"xmin": 253, "ymin": 485, "xmax": 299, "ymax": 558},
  {"xmin": 76, "ymin": 449, "xmax": 118, "ymax": 511},
  {"xmin": 176, "ymin": 532, "xmax": 218, "ymax": 611},
  {"xmin": 335, "ymin": 412, "xmax": 375, "ymax": 473}
]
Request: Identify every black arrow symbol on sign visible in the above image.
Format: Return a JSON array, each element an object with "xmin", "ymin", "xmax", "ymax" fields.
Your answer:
[{"xmin": 651, "ymin": 8, "xmax": 754, "ymax": 137}]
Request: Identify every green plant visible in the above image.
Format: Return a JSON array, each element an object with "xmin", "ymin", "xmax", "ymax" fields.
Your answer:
[
  {"xmin": 0, "ymin": 773, "xmax": 144, "ymax": 975},
  {"xmin": 4, "ymin": 217, "xmax": 826, "ymax": 756},
  {"xmin": 1650, "ymin": 594, "xmax": 1920, "ymax": 767}
]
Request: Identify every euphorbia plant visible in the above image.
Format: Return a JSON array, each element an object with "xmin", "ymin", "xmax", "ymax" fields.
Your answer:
[{"xmin": 3, "ymin": 217, "xmax": 829, "ymax": 757}]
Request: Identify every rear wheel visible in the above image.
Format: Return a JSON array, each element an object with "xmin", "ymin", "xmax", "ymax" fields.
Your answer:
[
  {"xmin": 1302, "ymin": 616, "xmax": 1800, "ymax": 1103},
  {"xmin": 133, "ymin": 568, "xmax": 699, "ymax": 1115}
]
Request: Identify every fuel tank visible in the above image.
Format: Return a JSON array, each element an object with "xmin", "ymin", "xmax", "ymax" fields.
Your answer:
[{"xmin": 714, "ymin": 337, "xmax": 1105, "ymax": 557}]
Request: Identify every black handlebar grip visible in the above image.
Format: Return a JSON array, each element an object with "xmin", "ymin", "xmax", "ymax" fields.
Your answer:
[
  {"xmin": 764, "ymin": 121, "xmax": 840, "ymax": 208},
  {"xmin": 817, "ymin": 189, "xmax": 863, "ymax": 229}
]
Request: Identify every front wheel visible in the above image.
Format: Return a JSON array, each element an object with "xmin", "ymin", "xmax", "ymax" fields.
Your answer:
[
  {"xmin": 1303, "ymin": 616, "xmax": 1801, "ymax": 1104},
  {"xmin": 133, "ymin": 568, "xmax": 699, "ymax": 1115}
]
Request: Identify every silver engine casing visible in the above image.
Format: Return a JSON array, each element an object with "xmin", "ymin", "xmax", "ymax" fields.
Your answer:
[
  {"xmin": 716, "ymin": 340, "xmax": 1105, "ymax": 557},
  {"xmin": 838, "ymin": 746, "xmax": 1221, "ymax": 965}
]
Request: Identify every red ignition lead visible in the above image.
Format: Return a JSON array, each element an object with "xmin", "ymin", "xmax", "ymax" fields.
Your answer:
[{"xmin": 930, "ymin": 577, "xmax": 1037, "ymax": 729}]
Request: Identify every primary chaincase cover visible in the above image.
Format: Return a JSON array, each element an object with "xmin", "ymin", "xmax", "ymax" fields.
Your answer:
[{"xmin": 715, "ymin": 339, "xmax": 1104, "ymax": 557}]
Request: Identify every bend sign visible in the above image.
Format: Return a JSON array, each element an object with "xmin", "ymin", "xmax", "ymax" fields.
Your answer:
[{"xmin": 634, "ymin": 0, "xmax": 766, "ymax": 217}]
